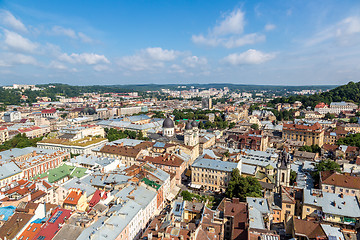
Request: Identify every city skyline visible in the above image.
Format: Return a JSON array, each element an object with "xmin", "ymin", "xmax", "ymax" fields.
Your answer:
[{"xmin": 1, "ymin": 0, "xmax": 360, "ymax": 86}]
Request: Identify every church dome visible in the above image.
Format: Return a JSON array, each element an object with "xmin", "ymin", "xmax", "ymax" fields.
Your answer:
[
  {"xmin": 185, "ymin": 121, "xmax": 193, "ymax": 130},
  {"xmin": 163, "ymin": 117, "xmax": 174, "ymax": 128}
]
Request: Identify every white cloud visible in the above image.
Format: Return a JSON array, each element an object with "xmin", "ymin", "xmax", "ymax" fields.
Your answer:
[
  {"xmin": 0, "ymin": 53, "xmax": 38, "ymax": 67},
  {"xmin": 192, "ymin": 8, "xmax": 265, "ymax": 48},
  {"xmin": 117, "ymin": 47, "xmax": 180, "ymax": 71},
  {"xmin": 49, "ymin": 61, "xmax": 67, "ymax": 70},
  {"xmin": 78, "ymin": 32, "xmax": 93, "ymax": 43},
  {"xmin": 59, "ymin": 53, "xmax": 110, "ymax": 65},
  {"xmin": 94, "ymin": 64, "xmax": 110, "ymax": 72},
  {"xmin": 192, "ymin": 33, "xmax": 265, "ymax": 48},
  {"xmin": 0, "ymin": 10, "xmax": 27, "ymax": 32},
  {"xmin": 223, "ymin": 49, "xmax": 275, "ymax": 65},
  {"xmin": 50, "ymin": 26, "xmax": 93, "ymax": 43},
  {"xmin": 306, "ymin": 16, "xmax": 360, "ymax": 46},
  {"xmin": 169, "ymin": 64, "xmax": 185, "ymax": 73},
  {"xmin": 3, "ymin": 30, "xmax": 38, "ymax": 52},
  {"xmin": 213, "ymin": 8, "xmax": 245, "ymax": 36},
  {"xmin": 265, "ymin": 24, "xmax": 276, "ymax": 31},
  {"xmin": 145, "ymin": 47, "xmax": 179, "ymax": 61},
  {"xmin": 51, "ymin": 26, "xmax": 77, "ymax": 38},
  {"xmin": 183, "ymin": 56, "xmax": 208, "ymax": 68},
  {"xmin": 223, "ymin": 33, "xmax": 265, "ymax": 48}
]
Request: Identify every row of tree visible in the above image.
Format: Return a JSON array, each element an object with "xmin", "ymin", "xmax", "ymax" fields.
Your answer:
[{"xmin": 0, "ymin": 134, "xmax": 43, "ymax": 151}]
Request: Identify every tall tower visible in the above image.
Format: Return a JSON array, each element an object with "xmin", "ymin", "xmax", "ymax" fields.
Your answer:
[
  {"xmin": 184, "ymin": 121, "xmax": 194, "ymax": 146},
  {"xmin": 276, "ymin": 151, "xmax": 291, "ymax": 188}
]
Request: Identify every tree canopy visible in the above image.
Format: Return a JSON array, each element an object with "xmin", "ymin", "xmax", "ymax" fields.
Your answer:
[
  {"xmin": 337, "ymin": 133, "xmax": 360, "ymax": 148},
  {"xmin": 225, "ymin": 169, "xmax": 262, "ymax": 201},
  {"xmin": 312, "ymin": 159, "xmax": 341, "ymax": 184},
  {"xmin": 0, "ymin": 134, "xmax": 43, "ymax": 151}
]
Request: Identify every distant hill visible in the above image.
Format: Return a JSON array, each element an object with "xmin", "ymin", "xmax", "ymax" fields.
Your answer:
[
  {"xmin": 271, "ymin": 81, "xmax": 360, "ymax": 108},
  {"xmin": 37, "ymin": 83, "xmax": 335, "ymax": 92}
]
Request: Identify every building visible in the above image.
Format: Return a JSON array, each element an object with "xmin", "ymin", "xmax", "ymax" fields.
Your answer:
[
  {"xmin": 202, "ymin": 97, "xmax": 212, "ymax": 109},
  {"xmin": 227, "ymin": 130, "xmax": 269, "ymax": 151},
  {"xmin": 191, "ymin": 156, "xmax": 242, "ymax": 192},
  {"xmin": 320, "ymin": 171, "xmax": 360, "ymax": 198},
  {"xmin": 41, "ymin": 108, "xmax": 58, "ymax": 118},
  {"xmin": 223, "ymin": 198, "xmax": 248, "ymax": 240},
  {"xmin": 0, "ymin": 127, "xmax": 9, "ymax": 144},
  {"xmin": 3, "ymin": 111, "xmax": 21, "ymax": 122},
  {"xmin": 314, "ymin": 102, "xmax": 330, "ymax": 114},
  {"xmin": 37, "ymin": 136, "xmax": 108, "ymax": 155},
  {"xmin": 0, "ymin": 147, "xmax": 70, "ymax": 181},
  {"xmin": 302, "ymin": 188, "xmax": 360, "ymax": 227},
  {"xmin": 330, "ymin": 102, "xmax": 358, "ymax": 114},
  {"xmin": 140, "ymin": 153, "xmax": 186, "ymax": 185},
  {"xmin": 282, "ymin": 122, "xmax": 324, "ymax": 147},
  {"xmin": 162, "ymin": 117, "xmax": 175, "ymax": 137}
]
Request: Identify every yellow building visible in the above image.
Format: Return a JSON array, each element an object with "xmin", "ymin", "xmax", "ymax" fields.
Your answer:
[{"xmin": 282, "ymin": 122, "xmax": 324, "ymax": 147}]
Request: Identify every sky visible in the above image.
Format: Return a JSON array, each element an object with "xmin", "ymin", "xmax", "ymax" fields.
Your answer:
[{"xmin": 0, "ymin": 0, "xmax": 360, "ymax": 86}]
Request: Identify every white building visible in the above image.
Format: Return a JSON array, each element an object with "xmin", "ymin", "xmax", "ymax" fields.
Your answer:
[{"xmin": 4, "ymin": 111, "xmax": 22, "ymax": 122}]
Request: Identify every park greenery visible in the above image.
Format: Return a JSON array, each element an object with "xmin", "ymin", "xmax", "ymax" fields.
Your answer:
[
  {"xmin": 337, "ymin": 133, "xmax": 360, "ymax": 148},
  {"xmin": 0, "ymin": 133, "xmax": 43, "ymax": 151},
  {"xmin": 104, "ymin": 128, "xmax": 148, "ymax": 142},
  {"xmin": 225, "ymin": 169, "xmax": 262, "ymax": 200}
]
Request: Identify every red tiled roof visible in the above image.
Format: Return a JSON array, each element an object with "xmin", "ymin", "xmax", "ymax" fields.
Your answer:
[
  {"xmin": 315, "ymin": 102, "xmax": 329, "ymax": 108},
  {"xmin": 41, "ymin": 108, "xmax": 56, "ymax": 114},
  {"xmin": 63, "ymin": 189, "xmax": 83, "ymax": 205},
  {"xmin": 33, "ymin": 208, "xmax": 72, "ymax": 240},
  {"xmin": 321, "ymin": 171, "xmax": 360, "ymax": 190}
]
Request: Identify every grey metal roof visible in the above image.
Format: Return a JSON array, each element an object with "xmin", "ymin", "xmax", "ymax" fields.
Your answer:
[
  {"xmin": 0, "ymin": 162, "xmax": 22, "ymax": 180},
  {"xmin": 192, "ymin": 157, "xmax": 240, "ymax": 172},
  {"xmin": 303, "ymin": 189, "xmax": 360, "ymax": 218}
]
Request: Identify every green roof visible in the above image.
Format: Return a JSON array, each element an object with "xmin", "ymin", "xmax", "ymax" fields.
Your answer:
[
  {"xmin": 141, "ymin": 177, "xmax": 161, "ymax": 190},
  {"xmin": 34, "ymin": 164, "xmax": 87, "ymax": 183},
  {"xmin": 265, "ymin": 164, "xmax": 274, "ymax": 170}
]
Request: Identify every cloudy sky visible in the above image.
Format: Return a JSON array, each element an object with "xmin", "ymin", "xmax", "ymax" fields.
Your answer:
[{"xmin": 0, "ymin": 0, "xmax": 360, "ymax": 86}]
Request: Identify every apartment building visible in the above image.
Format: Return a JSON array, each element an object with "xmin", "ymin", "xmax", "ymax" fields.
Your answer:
[
  {"xmin": 191, "ymin": 156, "xmax": 242, "ymax": 192},
  {"xmin": 282, "ymin": 122, "xmax": 324, "ymax": 147}
]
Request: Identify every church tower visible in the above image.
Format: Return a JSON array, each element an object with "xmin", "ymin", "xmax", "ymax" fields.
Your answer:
[{"xmin": 276, "ymin": 151, "xmax": 291, "ymax": 188}]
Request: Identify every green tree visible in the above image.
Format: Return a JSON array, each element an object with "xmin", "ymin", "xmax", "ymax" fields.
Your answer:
[
  {"xmin": 225, "ymin": 169, "xmax": 262, "ymax": 201},
  {"xmin": 290, "ymin": 170, "xmax": 297, "ymax": 185},
  {"xmin": 349, "ymin": 117, "xmax": 358, "ymax": 123},
  {"xmin": 312, "ymin": 159, "xmax": 341, "ymax": 184},
  {"xmin": 250, "ymin": 124, "xmax": 259, "ymax": 130},
  {"xmin": 324, "ymin": 113, "xmax": 335, "ymax": 120},
  {"xmin": 229, "ymin": 122, "xmax": 236, "ymax": 129},
  {"xmin": 181, "ymin": 190, "xmax": 193, "ymax": 201},
  {"xmin": 298, "ymin": 145, "xmax": 321, "ymax": 154},
  {"xmin": 337, "ymin": 133, "xmax": 360, "ymax": 148}
]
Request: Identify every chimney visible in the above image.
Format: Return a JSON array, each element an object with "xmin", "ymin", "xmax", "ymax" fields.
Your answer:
[
  {"xmin": 232, "ymin": 198, "xmax": 240, "ymax": 204},
  {"xmin": 340, "ymin": 193, "xmax": 343, "ymax": 198},
  {"xmin": 33, "ymin": 151, "xmax": 37, "ymax": 157}
]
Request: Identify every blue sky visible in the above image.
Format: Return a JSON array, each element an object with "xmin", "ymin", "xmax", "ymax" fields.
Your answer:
[{"xmin": 0, "ymin": 0, "xmax": 360, "ymax": 86}]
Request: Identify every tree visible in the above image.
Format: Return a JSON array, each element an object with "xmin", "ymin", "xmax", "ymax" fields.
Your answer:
[
  {"xmin": 337, "ymin": 133, "xmax": 360, "ymax": 148},
  {"xmin": 181, "ymin": 190, "xmax": 193, "ymax": 201},
  {"xmin": 324, "ymin": 113, "xmax": 335, "ymax": 120},
  {"xmin": 250, "ymin": 124, "xmax": 259, "ymax": 130},
  {"xmin": 225, "ymin": 169, "xmax": 262, "ymax": 201},
  {"xmin": 298, "ymin": 145, "xmax": 321, "ymax": 154},
  {"xmin": 229, "ymin": 122, "xmax": 236, "ymax": 129},
  {"xmin": 290, "ymin": 170, "xmax": 297, "ymax": 185},
  {"xmin": 349, "ymin": 117, "xmax": 358, "ymax": 123},
  {"xmin": 312, "ymin": 159, "xmax": 341, "ymax": 184}
]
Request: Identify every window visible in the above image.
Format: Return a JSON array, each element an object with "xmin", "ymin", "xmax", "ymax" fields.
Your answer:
[
  {"xmin": 286, "ymin": 204, "xmax": 291, "ymax": 208},
  {"xmin": 307, "ymin": 208, "xmax": 310, "ymax": 212}
]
